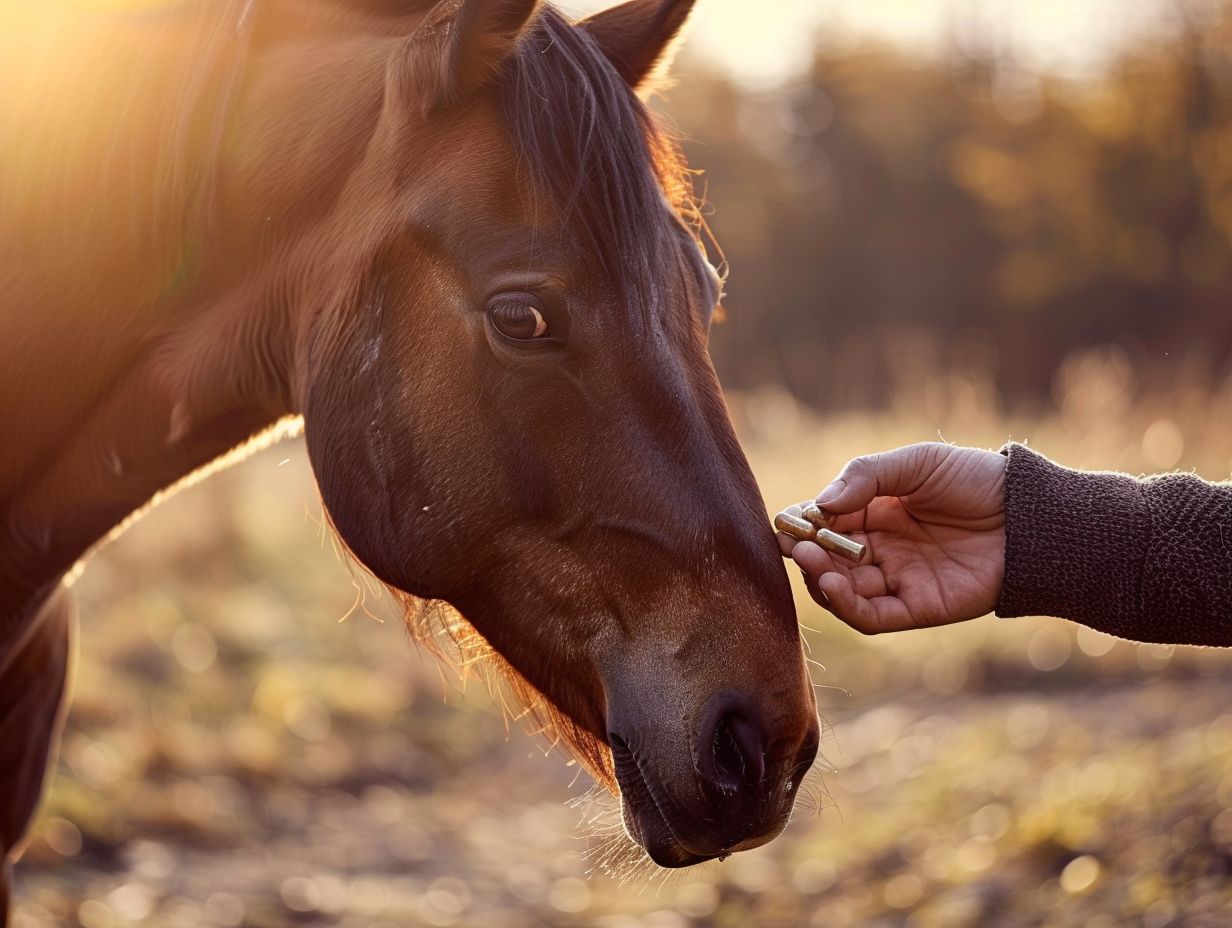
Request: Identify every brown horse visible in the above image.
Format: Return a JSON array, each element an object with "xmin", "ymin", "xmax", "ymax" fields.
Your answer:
[{"xmin": 0, "ymin": 0, "xmax": 820, "ymax": 915}]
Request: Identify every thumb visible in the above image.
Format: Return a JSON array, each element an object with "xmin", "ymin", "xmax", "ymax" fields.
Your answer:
[{"xmin": 815, "ymin": 443, "xmax": 946, "ymax": 515}]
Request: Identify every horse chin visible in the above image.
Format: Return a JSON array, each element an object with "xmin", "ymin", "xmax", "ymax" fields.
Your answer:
[
  {"xmin": 611, "ymin": 735, "xmax": 714, "ymax": 868},
  {"xmin": 616, "ymin": 776, "xmax": 712, "ymax": 868}
]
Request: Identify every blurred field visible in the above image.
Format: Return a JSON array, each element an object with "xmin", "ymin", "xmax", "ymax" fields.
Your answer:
[{"xmin": 13, "ymin": 358, "xmax": 1232, "ymax": 928}]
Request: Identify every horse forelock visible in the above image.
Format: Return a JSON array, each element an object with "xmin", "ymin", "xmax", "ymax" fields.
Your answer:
[{"xmin": 495, "ymin": 6, "xmax": 705, "ymax": 328}]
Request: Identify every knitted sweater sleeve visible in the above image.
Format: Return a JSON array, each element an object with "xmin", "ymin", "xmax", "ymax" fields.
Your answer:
[{"xmin": 994, "ymin": 443, "xmax": 1232, "ymax": 646}]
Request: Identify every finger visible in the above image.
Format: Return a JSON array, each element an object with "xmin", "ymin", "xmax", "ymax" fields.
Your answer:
[
  {"xmin": 815, "ymin": 443, "xmax": 947, "ymax": 516},
  {"xmin": 846, "ymin": 564, "xmax": 888, "ymax": 599},
  {"xmin": 804, "ymin": 575, "xmax": 830, "ymax": 610},
  {"xmin": 791, "ymin": 540, "xmax": 842, "ymax": 578},
  {"xmin": 817, "ymin": 572, "xmax": 915, "ymax": 635}
]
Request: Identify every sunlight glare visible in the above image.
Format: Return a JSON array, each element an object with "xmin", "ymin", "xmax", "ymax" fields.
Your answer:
[{"xmin": 560, "ymin": 0, "xmax": 1174, "ymax": 86}]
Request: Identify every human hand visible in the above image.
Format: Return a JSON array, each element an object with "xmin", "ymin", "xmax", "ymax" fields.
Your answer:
[{"xmin": 778, "ymin": 442, "xmax": 1007, "ymax": 634}]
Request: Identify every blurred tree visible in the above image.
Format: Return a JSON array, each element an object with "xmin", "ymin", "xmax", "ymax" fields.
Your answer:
[{"xmin": 664, "ymin": 0, "xmax": 1232, "ymax": 411}]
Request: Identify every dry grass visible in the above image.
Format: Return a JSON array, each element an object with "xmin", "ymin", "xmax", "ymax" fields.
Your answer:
[{"xmin": 14, "ymin": 351, "xmax": 1232, "ymax": 928}]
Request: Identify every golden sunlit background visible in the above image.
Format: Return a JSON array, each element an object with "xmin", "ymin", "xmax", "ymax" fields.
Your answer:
[{"xmin": 14, "ymin": 1, "xmax": 1232, "ymax": 926}]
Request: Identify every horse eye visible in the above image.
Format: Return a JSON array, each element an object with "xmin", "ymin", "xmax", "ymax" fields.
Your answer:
[{"xmin": 488, "ymin": 296, "xmax": 550, "ymax": 341}]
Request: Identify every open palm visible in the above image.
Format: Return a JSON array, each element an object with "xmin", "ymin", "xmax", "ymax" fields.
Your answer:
[{"xmin": 779, "ymin": 443, "xmax": 1006, "ymax": 634}]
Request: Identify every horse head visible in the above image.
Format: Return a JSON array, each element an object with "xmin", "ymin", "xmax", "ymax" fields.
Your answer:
[{"xmin": 287, "ymin": 0, "xmax": 820, "ymax": 867}]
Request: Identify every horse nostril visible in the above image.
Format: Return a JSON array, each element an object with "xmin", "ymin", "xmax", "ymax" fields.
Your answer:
[
  {"xmin": 788, "ymin": 724, "xmax": 820, "ymax": 791},
  {"xmin": 708, "ymin": 712, "xmax": 766, "ymax": 792},
  {"xmin": 796, "ymin": 725, "xmax": 820, "ymax": 771},
  {"xmin": 712, "ymin": 715, "xmax": 742, "ymax": 785}
]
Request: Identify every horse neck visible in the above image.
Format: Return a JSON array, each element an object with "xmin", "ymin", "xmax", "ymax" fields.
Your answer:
[
  {"xmin": 0, "ymin": 302, "xmax": 293, "ymax": 619},
  {"xmin": 0, "ymin": 3, "xmax": 411, "ymax": 619}
]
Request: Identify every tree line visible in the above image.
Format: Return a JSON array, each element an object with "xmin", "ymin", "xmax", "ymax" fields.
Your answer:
[{"xmin": 668, "ymin": 4, "xmax": 1232, "ymax": 410}]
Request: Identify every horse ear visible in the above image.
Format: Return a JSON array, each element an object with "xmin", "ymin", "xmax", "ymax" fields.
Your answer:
[
  {"xmin": 579, "ymin": 0, "xmax": 696, "ymax": 92},
  {"xmin": 411, "ymin": 0, "xmax": 543, "ymax": 111}
]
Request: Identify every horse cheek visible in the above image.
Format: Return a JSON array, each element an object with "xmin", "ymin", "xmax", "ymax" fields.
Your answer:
[{"xmin": 302, "ymin": 329, "xmax": 441, "ymax": 600}]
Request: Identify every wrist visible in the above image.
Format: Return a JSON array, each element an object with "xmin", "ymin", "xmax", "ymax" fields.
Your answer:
[{"xmin": 994, "ymin": 444, "xmax": 1148, "ymax": 636}]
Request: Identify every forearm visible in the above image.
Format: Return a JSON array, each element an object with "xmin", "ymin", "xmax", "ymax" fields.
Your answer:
[{"xmin": 996, "ymin": 443, "xmax": 1232, "ymax": 646}]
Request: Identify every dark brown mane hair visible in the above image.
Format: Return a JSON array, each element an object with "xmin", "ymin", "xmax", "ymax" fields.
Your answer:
[{"xmin": 499, "ymin": 6, "xmax": 700, "ymax": 321}]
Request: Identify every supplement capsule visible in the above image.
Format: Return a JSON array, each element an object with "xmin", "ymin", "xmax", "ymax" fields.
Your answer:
[
  {"xmin": 774, "ymin": 512, "xmax": 817, "ymax": 542},
  {"xmin": 773, "ymin": 510, "xmax": 866, "ymax": 562},
  {"xmin": 800, "ymin": 502, "xmax": 832, "ymax": 529}
]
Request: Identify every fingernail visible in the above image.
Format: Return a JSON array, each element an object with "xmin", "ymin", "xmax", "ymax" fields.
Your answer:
[{"xmin": 816, "ymin": 480, "xmax": 844, "ymax": 507}]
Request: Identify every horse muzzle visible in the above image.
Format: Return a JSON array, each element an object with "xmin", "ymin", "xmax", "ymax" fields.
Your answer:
[{"xmin": 608, "ymin": 689, "xmax": 820, "ymax": 867}]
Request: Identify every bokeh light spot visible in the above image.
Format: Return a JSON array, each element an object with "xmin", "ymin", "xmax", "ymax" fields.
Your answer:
[
  {"xmin": 1027, "ymin": 625, "xmax": 1072, "ymax": 671},
  {"xmin": 203, "ymin": 893, "xmax": 245, "ymax": 927},
  {"xmin": 75, "ymin": 900, "xmax": 114, "ymax": 928},
  {"xmin": 279, "ymin": 876, "xmax": 320, "ymax": 913},
  {"xmin": 1142, "ymin": 419, "xmax": 1184, "ymax": 470},
  {"xmin": 1075, "ymin": 626, "xmax": 1116, "ymax": 658},
  {"xmin": 42, "ymin": 817, "xmax": 82, "ymax": 857},
  {"xmin": 548, "ymin": 877, "xmax": 591, "ymax": 913},
  {"xmin": 1060, "ymin": 855, "xmax": 1101, "ymax": 894},
  {"xmin": 883, "ymin": 873, "xmax": 925, "ymax": 909},
  {"xmin": 171, "ymin": 622, "xmax": 218, "ymax": 673}
]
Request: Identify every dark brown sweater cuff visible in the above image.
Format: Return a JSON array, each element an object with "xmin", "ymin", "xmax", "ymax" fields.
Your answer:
[{"xmin": 995, "ymin": 443, "xmax": 1232, "ymax": 646}]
